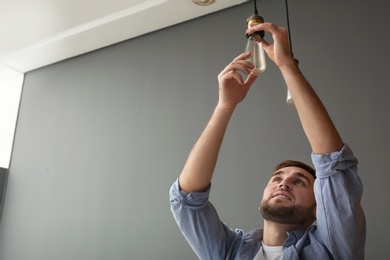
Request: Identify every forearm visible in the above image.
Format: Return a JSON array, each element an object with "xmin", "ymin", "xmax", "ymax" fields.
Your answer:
[
  {"xmin": 179, "ymin": 105, "xmax": 235, "ymax": 193},
  {"xmin": 280, "ymin": 64, "xmax": 343, "ymax": 154},
  {"xmin": 178, "ymin": 52, "xmax": 256, "ymax": 192}
]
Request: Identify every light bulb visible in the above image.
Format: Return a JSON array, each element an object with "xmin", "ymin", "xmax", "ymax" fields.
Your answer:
[
  {"xmin": 245, "ymin": 32, "xmax": 266, "ymax": 76},
  {"xmin": 286, "ymin": 59, "xmax": 299, "ymax": 108},
  {"xmin": 246, "ymin": 13, "xmax": 266, "ymax": 76},
  {"xmin": 286, "ymin": 89, "xmax": 295, "ymax": 107}
]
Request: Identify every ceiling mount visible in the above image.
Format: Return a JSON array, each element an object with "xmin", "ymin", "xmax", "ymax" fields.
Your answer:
[{"xmin": 192, "ymin": 0, "xmax": 216, "ymax": 6}]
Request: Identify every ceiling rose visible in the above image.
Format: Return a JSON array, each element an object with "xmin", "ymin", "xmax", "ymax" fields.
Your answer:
[{"xmin": 192, "ymin": 0, "xmax": 216, "ymax": 6}]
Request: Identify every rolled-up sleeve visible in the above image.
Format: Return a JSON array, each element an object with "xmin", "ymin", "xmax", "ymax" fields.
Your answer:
[
  {"xmin": 169, "ymin": 179, "xmax": 240, "ymax": 259},
  {"xmin": 312, "ymin": 144, "xmax": 366, "ymax": 260}
]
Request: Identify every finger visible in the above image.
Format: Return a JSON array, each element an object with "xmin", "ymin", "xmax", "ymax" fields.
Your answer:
[
  {"xmin": 246, "ymin": 22, "xmax": 277, "ymax": 35},
  {"xmin": 231, "ymin": 72, "xmax": 244, "ymax": 85},
  {"xmin": 261, "ymin": 38, "xmax": 271, "ymax": 52},
  {"xmin": 218, "ymin": 66, "xmax": 241, "ymax": 81},
  {"xmin": 244, "ymin": 73, "xmax": 257, "ymax": 89},
  {"xmin": 247, "ymin": 22, "xmax": 261, "ymax": 29},
  {"xmin": 221, "ymin": 60, "xmax": 253, "ymax": 76},
  {"xmin": 232, "ymin": 51, "xmax": 251, "ymax": 61},
  {"xmin": 248, "ymin": 23, "xmax": 289, "ymax": 45}
]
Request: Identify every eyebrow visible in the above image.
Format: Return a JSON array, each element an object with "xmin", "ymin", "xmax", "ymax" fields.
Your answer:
[{"xmin": 272, "ymin": 171, "xmax": 312, "ymax": 185}]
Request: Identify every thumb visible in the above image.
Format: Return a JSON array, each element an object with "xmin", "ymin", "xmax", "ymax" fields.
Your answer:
[
  {"xmin": 261, "ymin": 38, "xmax": 271, "ymax": 53},
  {"xmin": 243, "ymin": 73, "xmax": 257, "ymax": 90}
]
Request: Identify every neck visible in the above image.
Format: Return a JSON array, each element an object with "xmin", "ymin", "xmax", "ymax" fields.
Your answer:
[{"xmin": 262, "ymin": 220, "xmax": 301, "ymax": 246}]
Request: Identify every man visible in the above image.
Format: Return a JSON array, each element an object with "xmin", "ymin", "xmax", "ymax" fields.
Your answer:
[{"xmin": 169, "ymin": 22, "xmax": 365, "ymax": 259}]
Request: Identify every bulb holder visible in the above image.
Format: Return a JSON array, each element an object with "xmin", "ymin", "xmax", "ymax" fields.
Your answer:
[{"xmin": 246, "ymin": 14, "xmax": 265, "ymax": 39}]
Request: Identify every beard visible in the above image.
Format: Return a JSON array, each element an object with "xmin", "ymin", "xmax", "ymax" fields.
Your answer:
[{"xmin": 260, "ymin": 199, "xmax": 315, "ymax": 226}]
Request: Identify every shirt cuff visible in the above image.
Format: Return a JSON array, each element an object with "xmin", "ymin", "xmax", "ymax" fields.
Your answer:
[
  {"xmin": 169, "ymin": 178, "xmax": 211, "ymax": 210},
  {"xmin": 311, "ymin": 144, "xmax": 358, "ymax": 178}
]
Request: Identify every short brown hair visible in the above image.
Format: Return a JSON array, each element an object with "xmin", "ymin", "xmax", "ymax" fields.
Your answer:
[{"xmin": 273, "ymin": 160, "xmax": 316, "ymax": 179}]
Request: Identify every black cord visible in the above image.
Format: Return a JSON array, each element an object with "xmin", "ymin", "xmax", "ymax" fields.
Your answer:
[
  {"xmin": 285, "ymin": 0, "xmax": 293, "ymax": 55},
  {"xmin": 254, "ymin": 0, "xmax": 258, "ymax": 15}
]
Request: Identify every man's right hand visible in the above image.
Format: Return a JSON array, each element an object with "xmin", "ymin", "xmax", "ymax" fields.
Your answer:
[{"xmin": 217, "ymin": 52, "xmax": 258, "ymax": 111}]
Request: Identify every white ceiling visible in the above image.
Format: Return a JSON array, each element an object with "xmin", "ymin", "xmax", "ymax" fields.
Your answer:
[{"xmin": 0, "ymin": 0, "xmax": 249, "ymax": 78}]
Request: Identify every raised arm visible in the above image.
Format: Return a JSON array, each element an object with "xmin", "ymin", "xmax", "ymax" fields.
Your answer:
[
  {"xmin": 178, "ymin": 53, "xmax": 258, "ymax": 193},
  {"xmin": 247, "ymin": 23, "xmax": 343, "ymax": 154}
]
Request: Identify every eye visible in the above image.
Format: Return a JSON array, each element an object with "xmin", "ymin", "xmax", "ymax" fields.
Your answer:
[
  {"xmin": 294, "ymin": 179, "xmax": 305, "ymax": 186},
  {"xmin": 273, "ymin": 177, "xmax": 282, "ymax": 183}
]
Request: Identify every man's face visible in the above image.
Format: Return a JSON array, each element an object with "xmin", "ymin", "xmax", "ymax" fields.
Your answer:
[{"xmin": 260, "ymin": 166, "xmax": 316, "ymax": 226}]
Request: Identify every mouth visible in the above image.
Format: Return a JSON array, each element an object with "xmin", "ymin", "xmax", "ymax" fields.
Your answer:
[{"xmin": 271, "ymin": 191, "xmax": 292, "ymax": 201}]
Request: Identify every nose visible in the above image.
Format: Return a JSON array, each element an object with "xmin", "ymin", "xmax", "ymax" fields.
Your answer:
[{"xmin": 278, "ymin": 180, "xmax": 291, "ymax": 190}]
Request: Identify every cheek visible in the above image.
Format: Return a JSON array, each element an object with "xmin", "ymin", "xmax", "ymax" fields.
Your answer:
[
  {"xmin": 300, "ymin": 191, "xmax": 316, "ymax": 205},
  {"xmin": 262, "ymin": 186, "xmax": 273, "ymax": 199}
]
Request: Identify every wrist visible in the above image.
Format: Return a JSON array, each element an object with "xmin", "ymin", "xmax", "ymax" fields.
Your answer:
[
  {"xmin": 279, "ymin": 60, "xmax": 301, "ymax": 75},
  {"xmin": 278, "ymin": 55, "xmax": 297, "ymax": 67},
  {"xmin": 216, "ymin": 102, "xmax": 237, "ymax": 114}
]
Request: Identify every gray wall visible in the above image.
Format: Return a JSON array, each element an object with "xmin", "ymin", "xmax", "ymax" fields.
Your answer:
[
  {"xmin": 1, "ymin": 0, "xmax": 389, "ymax": 259},
  {"xmin": 0, "ymin": 167, "xmax": 7, "ymax": 220}
]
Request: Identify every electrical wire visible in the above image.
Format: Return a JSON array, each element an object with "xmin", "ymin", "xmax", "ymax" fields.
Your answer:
[
  {"xmin": 254, "ymin": 0, "xmax": 258, "ymax": 15},
  {"xmin": 285, "ymin": 0, "xmax": 294, "ymax": 55}
]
